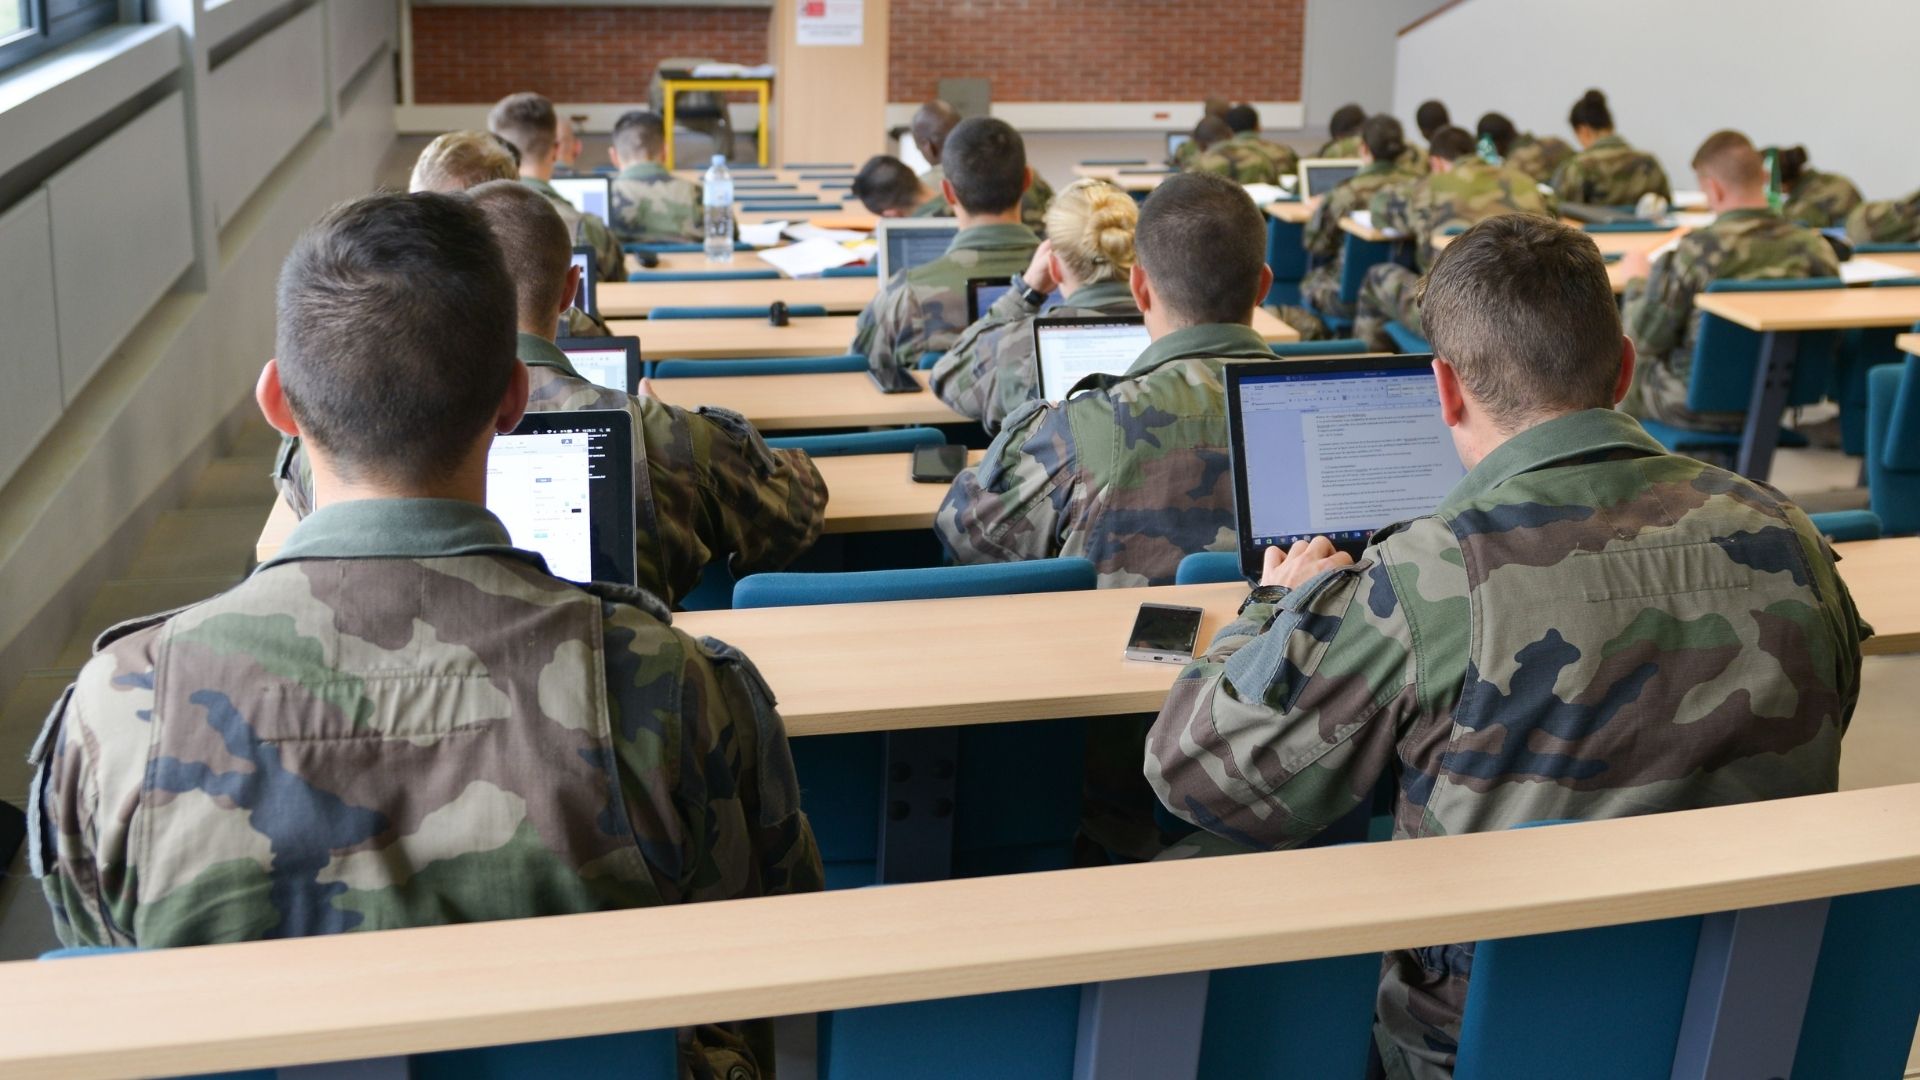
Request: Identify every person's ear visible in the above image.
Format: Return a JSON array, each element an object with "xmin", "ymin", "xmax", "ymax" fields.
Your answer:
[
  {"xmin": 940, "ymin": 177, "xmax": 958, "ymax": 207},
  {"xmin": 1612, "ymin": 336, "xmax": 1637, "ymax": 405},
  {"xmin": 1432, "ymin": 357, "xmax": 1468, "ymax": 429},
  {"xmin": 1253, "ymin": 265, "xmax": 1274, "ymax": 313},
  {"xmin": 256, "ymin": 359, "xmax": 300, "ymax": 437},
  {"xmin": 559, "ymin": 263, "xmax": 584, "ymax": 319},
  {"xmin": 1047, "ymin": 248, "xmax": 1065, "ymax": 284},
  {"xmin": 1129, "ymin": 263, "xmax": 1152, "ymax": 315},
  {"xmin": 497, "ymin": 360, "xmax": 531, "ymax": 434},
  {"xmin": 608, "ymin": 146, "xmax": 621, "ymax": 170}
]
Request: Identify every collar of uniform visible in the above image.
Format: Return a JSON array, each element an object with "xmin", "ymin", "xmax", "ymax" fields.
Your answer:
[
  {"xmin": 948, "ymin": 222, "xmax": 1040, "ymax": 254},
  {"xmin": 521, "ymin": 176, "xmax": 561, "ymax": 198},
  {"xmin": 1230, "ymin": 131, "xmax": 1262, "ymax": 145},
  {"xmin": 1589, "ymin": 134, "xmax": 1629, "ymax": 152},
  {"xmin": 910, "ymin": 193, "xmax": 949, "ymax": 217},
  {"xmin": 1448, "ymin": 158, "xmax": 1494, "ymax": 180},
  {"xmin": 1712, "ymin": 207, "xmax": 1782, "ymax": 226},
  {"xmin": 1356, "ymin": 161, "xmax": 1398, "ymax": 179},
  {"xmin": 262, "ymin": 498, "xmax": 544, "ymax": 570},
  {"xmin": 1061, "ymin": 279, "xmax": 1137, "ymax": 309},
  {"xmin": 920, "ymin": 165, "xmax": 945, "ymax": 187},
  {"xmin": 1125, "ymin": 322, "xmax": 1273, "ymax": 377},
  {"xmin": 517, "ymin": 332, "xmax": 583, "ymax": 378},
  {"xmin": 1439, "ymin": 408, "xmax": 1666, "ymax": 511},
  {"xmin": 618, "ymin": 162, "xmax": 672, "ymax": 181}
]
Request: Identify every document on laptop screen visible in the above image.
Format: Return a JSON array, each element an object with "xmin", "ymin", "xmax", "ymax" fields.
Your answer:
[
  {"xmin": 1035, "ymin": 320, "xmax": 1151, "ymax": 400},
  {"xmin": 564, "ymin": 349, "xmax": 629, "ymax": 394}
]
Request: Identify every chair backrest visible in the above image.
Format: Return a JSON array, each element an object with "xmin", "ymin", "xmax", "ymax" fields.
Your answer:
[
  {"xmin": 651, "ymin": 354, "xmax": 867, "ymax": 378},
  {"xmin": 623, "ymin": 241, "xmax": 751, "ymax": 255},
  {"xmin": 627, "ymin": 269, "xmax": 780, "ymax": 283},
  {"xmin": 1854, "ymin": 242, "xmax": 1920, "ymax": 254},
  {"xmin": 820, "ymin": 986, "xmax": 1082, "ymax": 1080},
  {"xmin": 823, "ymin": 263, "xmax": 878, "ymax": 278},
  {"xmin": 732, "ymin": 557, "xmax": 1097, "ymax": 608},
  {"xmin": 739, "ymin": 201, "xmax": 841, "ymax": 212},
  {"xmin": 1867, "ymin": 356, "xmax": 1920, "ymax": 535},
  {"xmin": 1805, "ymin": 509, "xmax": 1882, "ymax": 542},
  {"xmin": 1338, "ymin": 233, "xmax": 1397, "ymax": 304},
  {"xmin": 1686, "ymin": 278, "xmax": 1844, "ymax": 415},
  {"xmin": 1272, "ymin": 338, "xmax": 1371, "ymax": 358},
  {"xmin": 649, "ymin": 304, "xmax": 829, "ymax": 320},
  {"xmin": 1174, "ymin": 550, "xmax": 1242, "ymax": 584},
  {"xmin": 916, "ymin": 351, "xmax": 943, "ymax": 370},
  {"xmin": 765, "ymin": 427, "xmax": 945, "ymax": 458},
  {"xmin": 1884, "ymin": 350, "xmax": 1920, "ymax": 469},
  {"xmin": 1581, "ymin": 220, "xmax": 1673, "ymax": 233},
  {"xmin": 1266, "ymin": 218, "xmax": 1309, "ymax": 295}
]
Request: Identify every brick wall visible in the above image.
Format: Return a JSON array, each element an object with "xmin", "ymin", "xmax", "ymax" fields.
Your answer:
[{"xmin": 410, "ymin": 1, "xmax": 1304, "ymax": 105}]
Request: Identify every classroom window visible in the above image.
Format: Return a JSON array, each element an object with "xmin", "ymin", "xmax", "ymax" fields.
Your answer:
[{"xmin": 0, "ymin": 0, "xmax": 119, "ymax": 74}]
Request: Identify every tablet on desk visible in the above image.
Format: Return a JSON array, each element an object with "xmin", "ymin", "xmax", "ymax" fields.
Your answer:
[
  {"xmin": 486, "ymin": 410, "xmax": 636, "ymax": 586},
  {"xmin": 555, "ymin": 336, "xmax": 642, "ymax": 396},
  {"xmin": 1226, "ymin": 355, "xmax": 1465, "ymax": 574},
  {"xmin": 551, "ymin": 176, "xmax": 614, "ymax": 224},
  {"xmin": 1032, "ymin": 315, "xmax": 1151, "ymax": 401}
]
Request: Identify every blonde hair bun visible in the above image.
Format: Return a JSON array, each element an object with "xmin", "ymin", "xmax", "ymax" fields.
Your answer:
[{"xmin": 1045, "ymin": 179, "xmax": 1138, "ymax": 285}]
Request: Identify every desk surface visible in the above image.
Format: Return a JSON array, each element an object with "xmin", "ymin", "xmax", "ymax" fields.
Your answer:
[
  {"xmin": 628, "ymin": 251, "xmax": 774, "ymax": 275},
  {"xmin": 1870, "ymin": 251, "xmax": 1920, "ymax": 277},
  {"xmin": 649, "ymin": 370, "xmax": 964, "ymax": 430},
  {"xmin": 1693, "ymin": 285, "xmax": 1920, "ymax": 332},
  {"xmin": 1336, "ymin": 216, "xmax": 1399, "ymax": 244},
  {"xmin": 1898, "ymin": 332, "xmax": 1920, "ymax": 356},
  {"xmin": 1264, "ymin": 200, "xmax": 1314, "ymax": 225},
  {"xmin": 598, "ymin": 276, "xmax": 877, "ymax": 317},
  {"xmin": 610, "ymin": 314, "xmax": 862, "ymax": 359}
]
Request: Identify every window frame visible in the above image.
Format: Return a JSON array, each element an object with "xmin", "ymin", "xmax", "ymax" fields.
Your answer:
[{"xmin": 0, "ymin": 0, "xmax": 119, "ymax": 75}]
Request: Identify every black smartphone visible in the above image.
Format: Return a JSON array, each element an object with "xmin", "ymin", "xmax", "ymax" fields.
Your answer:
[
  {"xmin": 1124, "ymin": 603, "xmax": 1205, "ymax": 665},
  {"xmin": 910, "ymin": 443, "xmax": 968, "ymax": 483},
  {"xmin": 867, "ymin": 365, "xmax": 924, "ymax": 394}
]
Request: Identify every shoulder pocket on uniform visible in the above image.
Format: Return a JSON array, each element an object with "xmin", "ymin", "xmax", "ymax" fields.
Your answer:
[
  {"xmin": 1224, "ymin": 563, "xmax": 1367, "ymax": 707},
  {"xmin": 26, "ymin": 685, "xmax": 74, "ymax": 879}
]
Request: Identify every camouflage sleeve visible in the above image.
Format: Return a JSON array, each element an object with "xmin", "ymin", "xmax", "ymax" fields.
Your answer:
[
  {"xmin": 585, "ymin": 214, "xmax": 626, "ymax": 283},
  {"xmin": 1144, "ymin": 558, "xmax": 1419, "ymax": 850},
  {"xmin": 858, "ymin": 276, "xmax": 928, "ymax": 375},
  {"xmin": 928, "ymin": 289, "xmax": 1039, "ymax": 428},
  {"xmin": 1369, "ymin": 184, "xmax": 1413, "ymax": 236},
  {"xmin": 851, "ymin": 271, "xmax": 908, "ymax": 367},
  {"xmin": 1783, "ymin": 504, "xmax": 1872, "ymax": 729},
  {"xmin": 1846, "ymin": 194, "xmax": 1920, "ymax": 245},
  {"xmin": 675, "ymin": 403, "xmax": 827, "ymax": 575},
  {"xmin": 1549, "ymin": 158, "xmax": 1583, "ymax": 204},
  {"xmin": 935, "ymin": 400, "xmax": 1075, "ymax": 566},
  {"xmin": 1303, "ymin": 193, "xmax": 1344, "ymax": 260},
  {"xmin": 273, "ymin": 435, "xmax": 314, "ymax": 519},
  {"xmin": 1621, "ymin": 244, "xmax": 1700, "ymax": 361}
]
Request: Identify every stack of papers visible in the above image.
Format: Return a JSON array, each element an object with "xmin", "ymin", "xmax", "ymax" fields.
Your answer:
[
  {"xmin": 1841, "ymin": 258, "xmax": 1918, "ymax": 286},
  {"xmin": 760, "ymin": 237, "xmax": 872, "ymax": 278},
  {"xmin": 738, "ymin": 221, "xmax": 788, "ymax": 248},
  {"xmin": 785, "ymin": 224, "xmax": 871, "ymax": 244},
  {"xmin": 1669, "ymin": 212, "xmax": 1718, "ymax": 229},
  {"xmin": 1241, "ymin": 183, "xmax": 1287, "ymax": 206},
  {"xmin": 690, "ymin": 63, "xmax": 776, "ymax": 78},
  {"xmin": 1347, "ymin": 211, "xmax": 1406, "ymax": 239}
]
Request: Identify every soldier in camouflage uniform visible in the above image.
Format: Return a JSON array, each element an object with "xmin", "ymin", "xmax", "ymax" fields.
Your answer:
[
  {"xmin": 937, "ymin": 173, "xmax": 1274, "ymax": 587},
  {"xmin": 1301, "ymin": 115, "xmax": 1421, "ymax": 323},
  {"xmin": 1771, "ymin": 146, "xmax": 1863, "ymax": 229},
  {"xmin": 856, "ymin": 117, "xmax": 1041, "ymax": 374},
  {"xmin": 1192, "ymin": 104, "xmax": 1300, "ymax": 186},
  {"xmin": 489, "ymin": 92, "xmax": 626, "ymax": 283},
  {"xmin": 912, "ymin": 99, "xmax": 1053, "ymax": 233},
  {"xmin": 1354, "ymin": 127, "xmax": 1554, "ymax": 351},
  {"xmin": 33, "ymin": 192, "xmax": 823, "ymax": 1079},
  {"xmin": 1621, "ymin": 131, "xmax": 1840, "ymax": 434},
  {"xmin": 931, "ymin": 179, "xmax": 1141, "ymax": 433},
  {"xmin": 1477, "ymin": 111, "xmax": 1572, "ymax": 184},
  {"xmin": 278, "ymin": 183, "xmax": 827, "ymax": 609},
  {"xmin": 1315, "ymin": 103, "xmax": 1366, "ymax": 159},
  {"xmin": 1146, "ymin": 215, "xmax": 1866, "ymax": 1080},
  {"xmin": 852, "ymin": 154, "xmax": 950, "ymax": 219},
  {"xmin": 1550, "ymin": 89, "xmax": 1671, "ymax": 207},
  {"xmin": 606, "ymin": 110, "xmax": 703, "ymax": 242},
  {"xmin": 1171, "ymin": 100, "xmax": 1231, "ymax": 168},
  {"xmin": 1846, "ymin": 188, "xmax": 1920, "ymax": 244}
]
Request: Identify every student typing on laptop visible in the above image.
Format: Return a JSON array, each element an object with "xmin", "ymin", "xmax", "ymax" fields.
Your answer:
[{"xmin": 1146, "ymin": 215, "xmax": 1867, "ymax": 1080}]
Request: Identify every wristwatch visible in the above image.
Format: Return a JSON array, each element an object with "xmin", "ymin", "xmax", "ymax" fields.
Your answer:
[
  {"xmin": 1010, "ymin": 273, "xmax": 1048, "ymax": 308},
  {"xmin": 1238, "ymin": 584, "xmax": 1291, "ymax": 613}
]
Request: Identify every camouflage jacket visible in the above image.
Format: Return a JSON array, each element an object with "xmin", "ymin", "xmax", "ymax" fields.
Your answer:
[
  {"xmin": 928, "ymin": 279, "xmax": 1140, "ymax": 435},
  {"xmin": 276, "ymin": 334, "xmax": 827, "ymax": 608},
  {"xmin": 1549, "ymin": 134, "xmax": 1672, "ymax": 207},
  {"xmin": 611, "ymin": 162, "xmax": 703, "ymax": 243},
  {"xmin": 1305, "ymin": 161, "xmax": 1422, "ymax": 262},
  {"xmin": 936, "ymin": 322, "xmax": 1274, "ymax": 587},
  {"xmin": 852, "ymin": 222, "xmax": 1039, "ymax": 374},
  {"xmin": 1370, "ymin": 158, "xmax": 1554, "ymax": 271},
  {"xmin": 909, "ymin": 193, "xmax": 952, "ymax": 218},
  {"xmin": 1172, "ymin": 138, "xmax": 1205, "ymax": 168},
  {"xmin": 1193, "ymin": 132, "xmax": 1302, "ymax": 186},
  {"xmin": 1502, "ymin": 133, "xmax": 1574, "ymax": 184},
  {"xmin": 524, "ymin": 176, "xmax": 627, "ymax": 283},
  {"xmin": 921, "ymin": 165, "xmax": 1053, "ymax": 234},
  {"xmin": 1781, "ymin": 169, "xmax": 1863, "ymax": 230},
  {"xmin": 1145, "ymin": 408, "xmax": 1867, "ymax": 1080},
  {"xmin": 1845, "ymin": 189, "xmax": 1920, "ymax": 245},
  {"xmin": 1316, "ymin": 134, "xmax": 1361, "ymax": 159}
]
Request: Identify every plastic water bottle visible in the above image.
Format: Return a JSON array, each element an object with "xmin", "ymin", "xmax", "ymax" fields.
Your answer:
[{"xmin": 703, "ymin": 155, "xmax": 734, "ymax": 264}]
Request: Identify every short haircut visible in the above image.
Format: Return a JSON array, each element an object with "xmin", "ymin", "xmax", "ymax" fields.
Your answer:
[
  {"xmin": 1417, "ymin": 215, "xmax": 1622, "ymax": 430},
  {"xmin": 1328, "ymin": 104, "xmax": 1366, "ymax": 139},
  {"xmin": 1195, "ymin": 116, "xmax": 1233, "ymax": 150},
  {"xmin": 410, "ymin": 131, "xmax": 518, "ymax": 193},
  {"xmin": 1568, "ymin": 89, "xmax": 1613, "ymax": 131},
  {"xmin": 942, "ymin": 117, "xmax": 1027, "ymax": 215},
  {"xmin": 1416, "ymin": 99, "xmax": 1451, "ymax": 139},
  {"xmin": 1772, "ymin": 145, "xmax": 1809, "ymax": 186},
  {"xmin": 1692, "ymin": 129, "xmax": 1765, "ymax": 189},
  {"xmin": 1476, "ymin": 112, "xmax": 1517, "ymax": 157},
  {"xmin": 611, "ymin": 110, "xmax": 666, "ymax": 162},
  {"xmin": 852, "ymin": 155, "xmax": 926, "ymax": 214},
  {"xmin": 467, "ymin": 180, "xmax": 573, "ymax": 330},
  {"xmin": 1361, "ymin": 115, "xmax": 1407, "ymax": 163},
  {"xmin": 1135, "ymin": 172, "xmax": 1266, "ymax": 327},
  {"xmin": 1428, "ymin": 126, "xmax": 1477, "ymax": 163},
  {"xmin": 276, "ymin": 193, "xmax": 517, "ymax": 487},
  {"xmin": 488, "ymin": 92, "xmax": 557, "ymax": 163},
  {"xmin": 1224, "ymin": 104, "xmax": 1260, "ymax": 134},
  {"xmin": 912, "ymin": 100, "xmax": 961, "ymax": 161}
]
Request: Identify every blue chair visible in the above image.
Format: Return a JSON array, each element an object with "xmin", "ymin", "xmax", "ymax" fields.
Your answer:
[
  {"xmin": 1854, "ymin": 242, "xmax": 1920, "ymax": 254},
  {"xmin": 651, "ymin": 354, "xmax": 866, "ymax": 378},
  {"xmin": 917, "ymin": 351, "xmax": 943, "ymax": 370},
  {"xmin": 1832, "ymin": 279, "xmax": 1920, "ymax": 454},
  {"xmin": 628, "ymin": 269, "xmax": 780, "ymax": 283},
  {"xmin": 1582, "ymin": 220, "xmax": 1674, "ymax": 233},
  {"xmin": 786, "ymin": 162, "xmax": 853, "ymax": 170},
  {"xmin": 1198, "ymin": 957, "xmax": 1381, "ymax": 1079},
  {"xmin": 1384, "ymin": 322, "xmax": 1431, "ymax": 353},
  {"xmin": 820, "ymin": 987, "xmax": 1082, "ymax": 1080},
  {"xmin": 739, "ymin": 201, "xmax": 841, "ymax": 212},
  {"xmin": 766, "ymin": 427, "xmax": 945, "ymax": 457},
  {"xmin": 1265, "ymin": 216, "xmax": 1308, "ymax": 307},
  {"xmin": 1307, "ymin": 231, "xmax": 1400, "ymax": 334},
  {"xmin": 1807, "ymin": 509, "xmax": 1882, "ymax": 542},
  {"xmin": 624, "ymin": 241, "xmax": 752, "ymax": 254},
  {"xmin": 650, "ymin": 304, "xmax": 829, "ymax": 319},
  {"xmin": 735, "ymin": 558, "xmax": 1095, "ymax": 607},
  {"xmin": 1866, "ymin": 351, "xmax": 1920, "ymax": 535},
  {"xmin": 823, "ymin": 263, "xmax": 878, "ymax": 278},
  {"xmin": 1273, "ymin": 338, "xmax": 1372, "ymax": 357},
  {"xmin": 1175, "ymin": 550, "xmax": 1242, "ymax": 584}
]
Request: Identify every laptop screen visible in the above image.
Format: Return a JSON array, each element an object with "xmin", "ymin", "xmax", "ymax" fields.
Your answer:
[
  {"xmin": 966, "ymin": 277, "xmax": 1063, "ymax": 323},
  {"xmin": 486, "ymin": 410, "xmax": 636, "ymax": 586},
  {"xmin": 1228, "ymin": 356, "xmax": 1465, "ymax": 568},
  {"xmin": 1167, "ymin": 132, "xmax": 1192, "ymax": 158},
  {"xmin": 1299, "ymin": 159, "xmax": 1362, "ymax": 199},
  {"xmin": 556, "ymin": 336, "xmax": 640, "ymax": 396},
  {"xmin": 1033, "ymin": 316, "xmax": 1152, "ymax": 401},
  {"xmin": 877, "ymin": 221, "xmax": 959, "ymax": 280},
  {"xmin": 569, "ymin": 247, "xmax": 596, "ymax": 315},
  {"xmin": 550, "ymin": 176, "xmax": 613, "ymax": 223}
]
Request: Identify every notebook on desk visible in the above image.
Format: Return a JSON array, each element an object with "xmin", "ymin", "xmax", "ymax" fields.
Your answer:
[
  {"xmin": 551, "ymin": 176, "xmax": 613, "ymax": 223},
  {"xmin": 1226, "ymin": 354, "xmax": 1466, "ymax": 572},
  {"xmin": 556, "ymin": 336, "xmax": 642, "ymax": 396},
  {"xmin": 875, "ymin": 219, "xmax": 960, "ymax": 280},
  {"xmin": 1032, "ymin": 315, "xmax": 1151, "ymax": 401},
  {"xmin": 486, "ymin": 410, "xmax": 637, "ymax": 586}
]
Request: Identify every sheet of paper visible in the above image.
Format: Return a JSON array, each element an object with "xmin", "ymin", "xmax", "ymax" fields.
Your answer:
[
  {"xmin": 1841, "ymin": 258, "xmax": 1919, "ymax": 285},
  {"xmin": 796, "ymin": 0, "xmax": 863, "ymax": 45},
  {"xmin": 1647, "ymin": 236, "xmax": 1685, "ymax": 265},
  {"xmin": 759, "ymin": 237, "xmax": 863, "ymax": 278},
  {"xmin": 1241, "ymin": 183, "xmax": 1286, "ymax": 206},
  {"xmin": 785, "ymin": 224, "xmax": 869, "ymax": 244},
  {"xmin": 1346, "ymin": 210, "xmax": 1405, "ymax": 239},
  {"xmin": 738, "ymin": 220, "xmax": 788, "ymax": 248},
  {"xmin": 1669, "ymin": 212, "xmax": 1718, "ymax": 229},
  {"xmin": 1671, "ymin": 190, "xmax": 1708, "ymax": 210}
]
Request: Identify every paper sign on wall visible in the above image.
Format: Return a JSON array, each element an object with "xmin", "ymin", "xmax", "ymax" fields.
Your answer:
[{"xmin": 797, "ymin": 0, "xmax": 862, "ymax": 46}]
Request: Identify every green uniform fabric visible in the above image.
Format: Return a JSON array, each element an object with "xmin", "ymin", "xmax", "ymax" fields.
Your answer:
[
  {"xmin": 524, "ymin": 176, "xmax": 626, "ymax": 283},
  {"xmin": 1781, "ymin": 168, "xmax": 1863, "ymax": 230},
  {"xmin": 1172, "ymin": 138, "xmax": 1205, "ymax": 168},
  {"xmin": 936, "ymin": 322, "xmax": 1275, "ymax": 587},
  {"xmin": 929, "ymin": 279, "xmax": 1139, "ymax": 435},
  {"xmin": 1502, "ymin": 132, "xmax": 1574, "ymax": 184},
  {"xmin": 31, "ymin": 496, "xmax": 823, "ymax": 1077},
  {"xmin": 1192, "ymin": 131, "xmax": 1302, "ymax": 186},
  {"xmin": 852, "ymin": 222, "xmax": 1039, "ymax": 374},
  {"xmin": 1845, "ymin": 188, "xmax": 1920, "ymax": 244},
  {"xmin": 564, "ymin": 306, "xmax": 613, "ymax": 337},
  {"xmin": 1300, "ymin": 160, "xmax": 1422, "ymax": 319},
  {"xmin": 1549, "ymin": 133, "xmax": 1672, "ymax": 207},
  {"xmin": 275, "ymin": 334, "xmax": 827, "ymax": 608},
  {"xmin": 1146, "ymin": 407, "xmax": 1867, "ymax": 1080},
  {"xmin": 909, "ymin": 193, "xmax": 952, "ymax": 218},
  {"xmin": 611, "ymin": 161, "xmax": 703, "ymax": 243},
  {"xmin": 1620, "ymin": 207, "xmax": 1840, "ymax": 433},
  {"xmin": 1316, "ymin": 134, "xmax": 1361, "ymax": 159}
]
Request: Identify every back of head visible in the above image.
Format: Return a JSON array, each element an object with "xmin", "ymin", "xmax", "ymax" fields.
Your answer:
[
  {"xmin": 611, "ymin": 110, "xmax": 666, "ymax": 163},
  {"xmin": 1691, "ymin": 129, "xmax": 1765, "ymax": 191},
  {"xmin": 1329, "ymin": 103, "xmax": 1366, "ymax": 139},
  {"xmin": 942, "ymin": 117, "xmax": 1026, "ymax": 215},
  {"xmin": 1427, "ymin": 126, "xmax": 1477, "ymax": 164},
  {"xmin": 1194, "ymin": 116, "xmax": 1233, "ymax": 150},
  {"xmin": 1224, "ymin": 104, "xmax": 1259, "ymax": 134},
  {"xmin": 1476, "ymin": 112, "xmax": 1517, "ymax": 157},
  {"xmin": 410, "ymin": 131, "xmax": 518, "ymax": 193},
  {"xmin": 912, "ymin": 100, "xmax": 961, "ymax": 160},
  {"xmin": 1415, "ymin": 100, "xmax": 1451, "ymax": 140},
  {"xmin": 1045, "ymin": 179, "xmax": 1137, "ymax": 285},
  {"xmin": 1418, "ymin": 215, "xmax": 1621, "ymax": 431},
  {"xmin": 1568, "ymin": 89, "xmax": 1613, "ymax": 132},
  {"xmin": 467, "ymin": 180, "xmax": 573, "ymax": 330},
  {"xmin": 276, "ymin": 193, "xmax": 517, "ymax": 487},
  {"xmin": 1202, "ymin": 97, "xmax": 1231, "ymax": 120},
  {"xmin": 1136, "ymin": 172, "xmax": 1265, "ymax": 326},
  {"xmin": 852, "ymin": 155, "xmax": 925, "ymax": 215},
  {"xmin": 1772, "ymin": 145, "xmax": 1809, "ymax": 186},
  {"xmin": 489, "ymin": 92, "xmax": 557, "ymax": 163},
  {"xmin": 1361, "ymin": 115, "xmax": 1407, "ymax": 163}
]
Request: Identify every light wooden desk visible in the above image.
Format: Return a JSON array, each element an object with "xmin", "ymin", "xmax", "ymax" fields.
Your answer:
[
  {"xmin": 627, "ymin": 251, "xmax": 773, "ymax": 276},
  {"xmin": 1072, "ymin": 162, "xmax": 1159, "ymax": 181},
  {"xmin": 609, "ymin": 314, "xmax": 862, "ymax": 359},
  {"xmin": 1337, "ymin": 216, "xmax": 1402, "ymax": 244},
  {"xmin": 598, "ymin": 276, "xmax": 877, "ymax": 317},
  {"xmin": 1836, "ymin": 536, "xmax": 1920, "ymax": 656},
  {"xmin": 1870, "ymin": 251, "xmax": 1920, "ymax": 277},
  {"xmin": 1897, "ymin": 332, "xmax": 1920, "ymax": 356},
  {"xmin": 1265, "ymin": 200, "xmax": 1315, "ymax": 225},
  {"xmin": 737, "ymin": 207, "xmax": 877, "ymax": 230},
  {"xmin": 649, "ymin": 370, "xmax": 965, "ymax": 430}
]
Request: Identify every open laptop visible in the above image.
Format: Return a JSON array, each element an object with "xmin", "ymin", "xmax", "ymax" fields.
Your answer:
[
  {"xmin": 966, "ymin": 276, "xmax": 1063, "ymax": 323},
  {"xmin": 875, "ymin": 219, "xmax": 960, "ymax": 281},
  {"xmin": 1226, "ymin": 354, "xmax": 1466, "ymax": 573},
  {"xmin": 486, "ymin": 410, "xmax": 637, "ymax": 586},
  {"xmin": 1166, "ymin": 132, "xmax": 1193, "ymax": 160},
  {"xmin": 555, "ymin": 336, "xmax": 642, "ymax": 396},
  {"xmin": 1032, "ymin": 315, "xmax": 1152, "ymax": 402},
  {"xmin": 550, "ymin": 176, "xmax": 614, "ymax": 223},
  {"xmin": 1297, "ymin": 158, "xmax": 1363, "ymax": 199},
  {"xmin": 569, "ymin": 246, "xmax": 597, "ymax": 317}
]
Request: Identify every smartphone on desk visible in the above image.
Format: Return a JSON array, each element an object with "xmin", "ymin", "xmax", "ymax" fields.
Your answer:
[
  {"xmin": 867, "ymin": 365, "xmax": 924, "ymax": 394},
  {"xmin": 910, "ymin": 443, "xmax": 968, "ymax": 483},
  {"xmin": 1125, "ymin": 603, "xmax": 1204, "ymax": 665}
]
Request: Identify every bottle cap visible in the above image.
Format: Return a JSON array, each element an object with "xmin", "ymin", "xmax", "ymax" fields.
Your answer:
[{"xmin": 712, "ymin": 155, "xmax": 725, "ymax": 164}]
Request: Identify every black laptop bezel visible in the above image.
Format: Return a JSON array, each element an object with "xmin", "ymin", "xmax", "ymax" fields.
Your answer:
[
  {"xmin": 570, "ymin": 245, "xmax": 598, "ymax": 317},
  {"xmin": 1030, "ymin": 314, "xmax": 1151, "ymax": 402},
  {"xmin": 492, "ymin": 408, "xmax": 638, "ymax": 587},
  {"xmin": 966, "ymin": 276, "xmax": 1012, "ymax": 323},
  {"xmin": 554, "ymin": 335, "xmax": 643, "ymax": 396}
]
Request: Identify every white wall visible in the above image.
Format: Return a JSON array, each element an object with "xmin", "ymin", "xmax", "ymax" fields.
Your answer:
[
  {"xmin": 1393, "ymin": 0, "xmax": 1920, "ymax": 199},
  {"xmin": 1302, "ymin": 0, "xmax": 1450, "ymax": 127}
]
